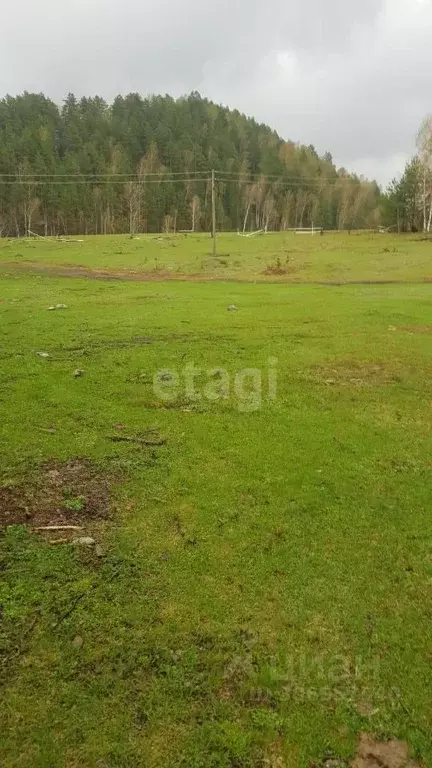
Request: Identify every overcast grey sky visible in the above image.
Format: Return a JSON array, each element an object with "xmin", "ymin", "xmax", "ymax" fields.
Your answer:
[{"xmin": 0, "ymin": 0, "xmax": 431, "ymax": 186}]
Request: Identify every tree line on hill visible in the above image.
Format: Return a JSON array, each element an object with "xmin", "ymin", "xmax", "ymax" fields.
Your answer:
[
  {"xmin": 2, "ymin": 92, "xmax": 431, "ymax": 238},
  {"xmin": 0, "ymin": 91, "xmax": 385, "ymax": 236}
]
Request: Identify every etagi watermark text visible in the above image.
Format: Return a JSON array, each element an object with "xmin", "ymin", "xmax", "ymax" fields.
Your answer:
[{"xmin": 153, "ymin": 358, "xmax": 278, "ymax": 412}]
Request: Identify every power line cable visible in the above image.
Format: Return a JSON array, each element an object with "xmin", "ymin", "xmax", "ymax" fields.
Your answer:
[
  {"xmin": 0, "ymin": 170, "xmax": 211, "ymax": 178},
  {"xmin": 0, "ymin": 177, "xmax": 211, "ymax": 186}
]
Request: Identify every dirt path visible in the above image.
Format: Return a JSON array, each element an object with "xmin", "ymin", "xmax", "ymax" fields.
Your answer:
[{"xmin": 0, "ymin": 261, "xmax": 431, "ymax": 285}]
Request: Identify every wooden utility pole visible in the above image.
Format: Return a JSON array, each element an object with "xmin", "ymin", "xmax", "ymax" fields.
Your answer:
[{"xmin": 211, "ymin": 169, "xmax": 217, "ymax": 256}]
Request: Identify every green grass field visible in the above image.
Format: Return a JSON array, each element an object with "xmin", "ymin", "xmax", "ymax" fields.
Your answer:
[
  {"xmin": 0, "ymin": 233, "xmax": 431, "ymax": 767},
  {"xmin": 0, "ymin": 230, "xmax": 431, "ymax": 283}
]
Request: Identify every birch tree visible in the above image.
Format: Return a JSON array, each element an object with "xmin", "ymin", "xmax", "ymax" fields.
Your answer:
[{"xmin": 416, "ymin": 115, "xmax": 432, "ymax": 232}]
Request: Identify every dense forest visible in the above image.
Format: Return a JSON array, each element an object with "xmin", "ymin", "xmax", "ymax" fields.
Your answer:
[{"xmin": 0, "ymin": 91, "xmax": 383, "ymax": 236}]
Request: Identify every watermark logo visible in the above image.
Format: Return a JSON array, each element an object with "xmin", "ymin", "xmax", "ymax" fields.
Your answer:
[{"xmin": 153, "ymin": 357, "xmax": 278, "ymax": 412}]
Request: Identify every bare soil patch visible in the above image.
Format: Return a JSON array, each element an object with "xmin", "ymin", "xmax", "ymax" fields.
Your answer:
[
  {"xmin": 0, "ymin": 262, "xmax": 215, "ymax": 282},
  {"xmin": 313, "ymin": 734, "xmax": 421, "ymax": 768},
  {"xmin": 350, "ymin": 733, "xmax": 421, "ymax": 767},
  {"xmin": 313, "ymin": 359, "xmax": 404, "ymax": 387},
  {"xmin": 398, "ymin": 325, "xmax": 432, "ymax": 335},
  {"xmin": 0, "ymin": 459, "xmax": 113, "ymax": 528}
]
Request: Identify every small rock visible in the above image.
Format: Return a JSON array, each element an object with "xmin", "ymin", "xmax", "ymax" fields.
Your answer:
[
  {"xmin": 388, "ymin": 325, "xmax": 397, "ymax": 331},
  {"xmin": 37, "ymin": 352, "xmax": 50, "ymax": 358},
  {"xmin": 227, "ymin": 305, "xmax": 238, "ymax": 312},
  {"xmin": 95, "ymin": 544, "xmax": 104, "ymax": 558},
  {"xmin": 73, "ymin": 369, "xmax": 84, "ymax": 377},
  {"xmin": 55, "ymin": 304, "xmax": 68, "ymax": 309},
  {"xmin": 71, "ymin": 537, "xmax": 95, "ymax": 547},
  {"xmin": 72, "ymin": 635, "xmax": 83, "ymax": 649}
]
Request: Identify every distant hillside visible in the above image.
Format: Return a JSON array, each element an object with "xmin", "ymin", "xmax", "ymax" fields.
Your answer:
[{"xmin": 0, "ymin": 91, "xmax": 381, "ymax": 235}]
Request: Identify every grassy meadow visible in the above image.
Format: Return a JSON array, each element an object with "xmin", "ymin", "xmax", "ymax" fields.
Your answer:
[
  {"xmin": 0, "ymin": 229, "xmax": 431, "ymax": 283},
  {"xmin": 0, "ymin": 232, "xmax": 431, "ymax": 767}
]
